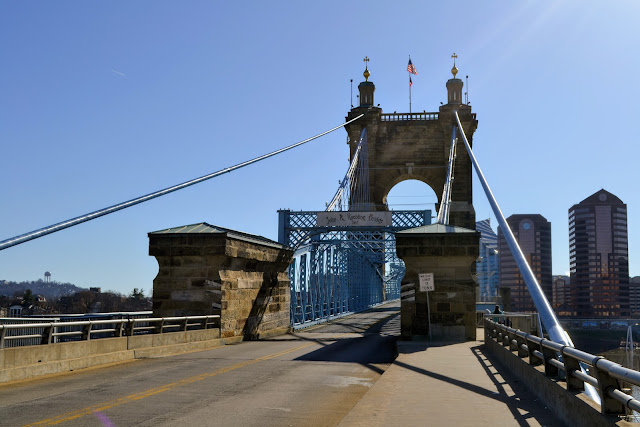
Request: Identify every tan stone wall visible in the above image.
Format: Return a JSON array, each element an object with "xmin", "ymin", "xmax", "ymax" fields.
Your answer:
[
  {"xmin": 345, "ymin": 105, "xmax": 478, "ymax": 229},
  {"xmin": 150, "ymin": 233, "xmax": 292, "ymax": 340},
  {"xmin": 397, "ymin": 232, "xmax": 480, "ymax": 341}
]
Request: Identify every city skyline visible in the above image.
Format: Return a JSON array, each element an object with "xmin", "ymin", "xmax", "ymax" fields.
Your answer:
[{"xmin": 2, "ymin": 2, "xmax": 640, "ymax": 294}]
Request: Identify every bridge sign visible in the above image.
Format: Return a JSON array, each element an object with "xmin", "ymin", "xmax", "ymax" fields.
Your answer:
[
  {"xmin": 419, "ymin": 273, "xmax": 434, "ymax": 292},
  {"xmin": 316, "ymin": 211, "xmax": 392, "ymax": 227}
]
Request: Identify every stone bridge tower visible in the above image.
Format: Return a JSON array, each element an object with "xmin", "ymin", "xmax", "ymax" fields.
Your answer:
[{"xmin": 345, "ymin": 59, "xmax": 478, "ymax": 229}]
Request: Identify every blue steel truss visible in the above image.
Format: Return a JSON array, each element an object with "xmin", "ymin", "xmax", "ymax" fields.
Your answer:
[
  {"xmin": 278, "ymin": 210, "xmax": 431, "ymax": 326},
  {"xmin": 278, "ymin": 128, "xmax": 431, "ymax": 327}
]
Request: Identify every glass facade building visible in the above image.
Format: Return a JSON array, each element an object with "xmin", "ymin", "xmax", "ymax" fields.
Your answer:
[
  {"xmin": 569, "ymin": 189, "xmax": 629, "ymax": 317},
  {"xmin": 476, "ymin": 219, "xmax": 499, "ymax": 302},
  {"xmin": 498, "ymin": 214, "xmax": 552, "ymax": 312},
  {"xmin": 552, "ymin": 275, "xmax": 572, "ymax": 316}
]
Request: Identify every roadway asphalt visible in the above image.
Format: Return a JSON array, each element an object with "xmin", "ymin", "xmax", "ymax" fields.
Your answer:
[{"xmin": 0, "ymin": 303, "xmax": 400, "ymax": 427}]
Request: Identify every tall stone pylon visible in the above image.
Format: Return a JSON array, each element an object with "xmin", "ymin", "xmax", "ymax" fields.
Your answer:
[{"xmin": 344, "ymin": 56, "xmax": 478, "ymax": 229}]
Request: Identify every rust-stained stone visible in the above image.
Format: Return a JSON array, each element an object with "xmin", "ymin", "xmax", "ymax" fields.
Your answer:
[{"xmin": 149, "ymin": 224, "xmax": 293, "ymax": 340}]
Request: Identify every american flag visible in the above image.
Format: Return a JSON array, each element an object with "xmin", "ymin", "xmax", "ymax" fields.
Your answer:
[{"xmin": 407, "ymin": 59, "xmax": 417, "ymax": 75}]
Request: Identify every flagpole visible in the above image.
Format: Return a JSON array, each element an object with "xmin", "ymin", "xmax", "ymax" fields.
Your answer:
[{"xmin": 408, "ymin": 56, "xmax": 417, "ymax": 115}]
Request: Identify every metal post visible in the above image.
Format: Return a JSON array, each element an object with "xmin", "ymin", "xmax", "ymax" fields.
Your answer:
[
  {"xmin": 41, "ymin": 324, "xmax": 53, "ymax": 345},
  {"xmin": 593, "ymin": 359, "xmax": 626, "ymax": 414},
  {"xmin": 113, "ymin": 320, "xmax": 121, "ymax": 337},
  {"xmin": 126, "ymin": 319, "xmax": 135, "ymax": 336},
  {"xmin": 81, "ymin": 322, "xmax": 92, "ymax": 341},
  {"xmin": 426, "ymin": 290, "xmax": 432, "ymax": 340}
]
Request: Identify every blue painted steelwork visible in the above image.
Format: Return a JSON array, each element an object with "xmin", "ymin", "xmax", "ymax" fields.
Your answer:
[
  {"xmin": 280, "ymin": 127, "xmax": 431, "ymax": 327},
  {"xmin": 278, "ymin": 210, "xmax": 430, "ymax": 326}
]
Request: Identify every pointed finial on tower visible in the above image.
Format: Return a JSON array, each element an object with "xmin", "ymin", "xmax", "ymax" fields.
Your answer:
[
  {"xmin": 451, "ymin": 53, "xmax": 458, "ymax": 78},
  {"xmin": 363, "ymin": 56, "xmax": 370, "ymax": 81}
]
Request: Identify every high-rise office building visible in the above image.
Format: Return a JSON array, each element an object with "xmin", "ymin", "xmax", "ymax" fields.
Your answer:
[
  {"xmin": 476, "ymin": 219, "xmax": 499, "ymax": 302},
  {"xmin": 498, "ymin": 214, "xmax": 552, "ymax": 312},
  {"xmin": 569, "ymin": 189, "xmax": 629, "ymax": 317},
  {"xmin": 630, "ymin": 276, "xmax": 640, "ymax": 316},
  {"xmin": 552, "ymin": 275, "xmax": 572, "ymax": 316}
]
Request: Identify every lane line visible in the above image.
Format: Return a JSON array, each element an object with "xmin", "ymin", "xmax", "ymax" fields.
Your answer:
[{"xmin": 23, "ymin": 342, "xmax": 316, "ymax": 426}]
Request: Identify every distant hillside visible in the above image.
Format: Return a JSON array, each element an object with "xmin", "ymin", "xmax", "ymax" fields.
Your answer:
[{"xmin": 0, "ymin": 279, "xmax": 88, "ymax": 300}]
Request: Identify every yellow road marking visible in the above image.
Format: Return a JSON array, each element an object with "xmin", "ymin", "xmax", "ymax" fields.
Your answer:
[{"xmin": 23, "ymin": 342, "xmax": 316, "ymax": 426}]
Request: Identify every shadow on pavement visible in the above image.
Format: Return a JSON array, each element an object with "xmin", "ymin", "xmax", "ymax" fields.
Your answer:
[{"xmin": 392, "ymin": 345, "xmax": 565, "ymax": 427}]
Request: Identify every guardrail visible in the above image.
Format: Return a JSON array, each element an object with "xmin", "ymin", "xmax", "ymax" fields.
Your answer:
[
  {"xmin": 0, "ymin": 315, "xmax": 220, "ymax": 349},
  {"xmin": 485, "ymin": 317, "xmax": 640, "ymax": 416}
]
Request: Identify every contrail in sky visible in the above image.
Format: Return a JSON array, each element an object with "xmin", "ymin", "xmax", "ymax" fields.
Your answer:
[{"xmin": 111, "ymin": 69, "xmax": 126, "ymax": 77}]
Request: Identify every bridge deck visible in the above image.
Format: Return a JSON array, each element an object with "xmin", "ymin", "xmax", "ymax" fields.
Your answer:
[
  {"xmin": 0, "ymin": 303, "xmax": 562, "ymax": 426},
  {"xmin": 340, "ymin": 330, "xmax": 563, "ymax": 426}
]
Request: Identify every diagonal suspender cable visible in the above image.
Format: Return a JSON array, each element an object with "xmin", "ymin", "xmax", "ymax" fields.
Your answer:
[
  {"xmin": 326, "ymin": 128, "xmax": 367, "ymax": 212},
  {"xmin": 436, "ymin": 126, "xmax": 457, "ymax": 224},
  {"xmin": 0, "ymin": 114, "xmax": 364, "ymax": 252},
  {"xmin": 454, "ymin": 110, "xmax": 600, "ymax": 404}
]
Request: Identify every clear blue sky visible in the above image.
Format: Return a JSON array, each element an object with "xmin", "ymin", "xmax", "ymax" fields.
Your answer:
[{"xmin": 1, "ymin": 1, "xmax": 639, "ymax": 294}]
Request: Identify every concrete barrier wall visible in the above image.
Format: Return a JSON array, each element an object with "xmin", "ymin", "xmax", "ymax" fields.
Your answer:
[
  {"xmin": 484, "ymin": 335, "xmax": 631, "ymax": 427},
  {"xmin": 0, "ymin": 329, "xmax": 242, "ymax": 384}
]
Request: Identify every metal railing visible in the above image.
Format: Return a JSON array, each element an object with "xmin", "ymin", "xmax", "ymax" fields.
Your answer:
[
  {"xmin": 486, "ymin": 313, "xmax": 541, "ymax": 336},
  {"xmin": 0, "ymin": 315, "xmax": 220, "ymax": 349},
  {"xmin": 381, "ymin": 112, "xmax": 438, "ymax": 121},
  {"xmin": 485, "ymin": 317, "xmax": 640, "ymax": 416}
]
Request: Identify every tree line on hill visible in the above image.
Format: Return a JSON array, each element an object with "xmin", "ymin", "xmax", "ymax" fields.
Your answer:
[{"xmin": 0, "ymin": 279, "xmax": 151, "ymax": 315}]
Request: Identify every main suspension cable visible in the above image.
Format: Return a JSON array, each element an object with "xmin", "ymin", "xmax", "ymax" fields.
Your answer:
[
  {"xmin": 0, "ymin": 114, "xmax": 364, "ymax": 251},
  {"xmin": 454, "ymin": 110, "xmax": 600, "ymax": 405}
]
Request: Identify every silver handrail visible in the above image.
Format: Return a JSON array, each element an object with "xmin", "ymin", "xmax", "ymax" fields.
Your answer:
[
  {"xmin": 486, "ymin": 318, "xmax": 639, "ymax": 415},
  {"xmin": 0, "ymin": 315, "xmax": 220, "ymax": 348}
]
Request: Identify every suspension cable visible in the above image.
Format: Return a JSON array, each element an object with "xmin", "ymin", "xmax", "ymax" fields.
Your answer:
[
  {"xmin": 453, "ymin": 110, "xmax": 600, "ymax": 404},
  {"xmin": 326, "ymin": 128, "xmax": 367, "ymax": 211},
  {"xmin": 0, "ymin": 114, "xmax": 364, "ymax": 251},
  {"xmin": 436, "ymin": 126, "xmax": 457, "ymax": 224}
]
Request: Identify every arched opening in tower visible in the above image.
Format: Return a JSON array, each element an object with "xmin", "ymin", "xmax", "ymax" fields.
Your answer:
[{"xmin": 384, "ymin": 179, "xmax": 438, "ymax": 222}]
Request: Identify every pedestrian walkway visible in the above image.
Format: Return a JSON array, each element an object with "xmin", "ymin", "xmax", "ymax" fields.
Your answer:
[{"xmin": 339, "ymin": 331, "xmax": 564, "ymax": 427}]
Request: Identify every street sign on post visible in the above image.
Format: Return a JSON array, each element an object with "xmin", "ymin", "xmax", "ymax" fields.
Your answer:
[
  {"xmin": 419, "ymin": 273, "xmax": 434, "ymax": 292},
  {"xmin": 418, "ymin": 273, "xmax": 434, "ymax": 340}
]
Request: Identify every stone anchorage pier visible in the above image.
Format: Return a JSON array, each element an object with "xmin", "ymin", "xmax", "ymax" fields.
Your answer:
[
  {"xmin": 396, "ymin": 223, "xmax": 480, "ymax": 341},
  {"xmin": 149, "ymin": 223, "xmax": 293, "ymax": 340}
]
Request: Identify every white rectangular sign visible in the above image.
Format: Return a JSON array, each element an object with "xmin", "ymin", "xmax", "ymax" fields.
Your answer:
[
  {"xmin": 419, "ymin": 273, "xmax": 435, "ymax": 292},
  {"xmin": 316, "ymin": 212, "xmax": 392, "ymax": 227}
]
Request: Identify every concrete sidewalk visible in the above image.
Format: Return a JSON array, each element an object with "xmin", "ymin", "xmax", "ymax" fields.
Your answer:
[{"xmin": 339, "ymin": 334, "xmax": 564, "ymax": 427}]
